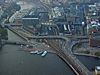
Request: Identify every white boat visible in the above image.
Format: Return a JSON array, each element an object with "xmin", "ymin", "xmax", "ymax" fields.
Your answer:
[
  {"xmin": 41, "ymin": 51, "xmax": 47, "ymax": 57},
  {"xmin": 30, "ymin": 51, "xmax": 38, "ymax": 54},
  {"xmin": 37, "ymin": 51, "xmax": 43, "ymax": 55}
]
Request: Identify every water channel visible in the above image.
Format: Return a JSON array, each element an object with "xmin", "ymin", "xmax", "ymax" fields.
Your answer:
[
  {"xmin": 0, "ymin": 29, "xmax": 76, "ymax": 75},
  {"xmin": 76, "ymin": 55, "xmax": 100, "ymax": 71}
]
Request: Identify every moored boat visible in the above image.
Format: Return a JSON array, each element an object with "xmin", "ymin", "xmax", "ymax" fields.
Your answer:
[{"xmin": 41, "ymin": 51, "xmax": 47, "ymax": 57}]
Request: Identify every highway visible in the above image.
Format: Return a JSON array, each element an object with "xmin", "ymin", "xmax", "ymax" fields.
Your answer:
[
  {"xmin": 6, "ymin": 26, "xmax": 92, "ymax": 75},
  {"xmin": 27, "ymin": 35, "xmax": 89, "ymax": 40}
]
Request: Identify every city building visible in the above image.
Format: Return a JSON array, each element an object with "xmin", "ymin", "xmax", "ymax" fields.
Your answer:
[
  {"xmin": 39, "ymin": 22, "xmax": 59, "ymax": 35},
  {"xmin": 22, "ymin": 15, "xmax": 39, "ymax": 27},
  {"xmin": 89, "ymin": 36, "xmax": 100, "ymax": 47},
  {"xmin": 40, "ymin": 0, "xmax": 51, "ymax": 4},
  {"xmin": 86, "ymin": 3, "xmax": 100, "ymax": 35},
  {"xmin": 52, "ymin": 3, "xmax": 65, "ymax": 19}
]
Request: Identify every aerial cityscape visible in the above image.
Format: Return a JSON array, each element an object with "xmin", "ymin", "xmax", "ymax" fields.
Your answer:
[{"xmin": 0, "ymin": 0, "xmax": 100, "ymax": 75}]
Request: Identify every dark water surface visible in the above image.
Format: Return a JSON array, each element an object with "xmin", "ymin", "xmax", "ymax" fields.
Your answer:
[{"xmin": 76, "ymin": 55, "xmax": 100, "ymax": 71}]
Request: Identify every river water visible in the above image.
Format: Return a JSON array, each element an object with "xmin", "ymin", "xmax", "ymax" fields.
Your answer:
[
  {"xmin": 76, "ymin": 55, "xmax": 100, "ymax": 71},
  {"xmin": 0, "ymin": 30, "xmax": 76, "ymax": 75}
]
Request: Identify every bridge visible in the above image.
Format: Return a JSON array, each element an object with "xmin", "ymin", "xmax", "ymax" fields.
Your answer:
[{"xmin": 6, "ymin": 26, "xmax": 92, "ymax": 75}]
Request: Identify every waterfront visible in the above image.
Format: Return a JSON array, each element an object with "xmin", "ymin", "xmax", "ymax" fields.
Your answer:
[{"xmin": 0, "ymin": 29, "xmax": 76, "ymax": 75}]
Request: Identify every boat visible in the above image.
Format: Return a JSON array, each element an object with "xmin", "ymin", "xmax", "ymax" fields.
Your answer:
[
  {"xmin": 37, "ymin": 51, "xmax": 43, "ymax": 55},
  {"xmin": 41, "ymin": 51, "xmax": 47, "ymax": 57},
  {"xmin": 30, "ymin": 51, "xmax": 38, "ymax": 54}
]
